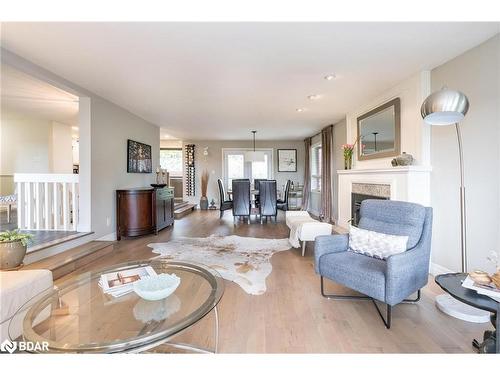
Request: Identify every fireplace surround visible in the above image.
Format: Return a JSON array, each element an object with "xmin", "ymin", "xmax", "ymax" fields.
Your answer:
[{"xmin": 337, "ymin": 166, "xmax": 431, "ymax": 229}]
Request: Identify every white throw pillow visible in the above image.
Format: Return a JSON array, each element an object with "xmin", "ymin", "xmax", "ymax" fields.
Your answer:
[{"xmin": 348, "ymin": 225, "xmax": 409, "ymax": 260}]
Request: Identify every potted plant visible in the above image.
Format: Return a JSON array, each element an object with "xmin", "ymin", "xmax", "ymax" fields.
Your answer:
[
  {"xmin": 0, "ymin": 230, "xmax": 33, "ymax": 270},
  {"xmin": 200, "ymin": 170, "xmax": 210, "ymax": 210}
]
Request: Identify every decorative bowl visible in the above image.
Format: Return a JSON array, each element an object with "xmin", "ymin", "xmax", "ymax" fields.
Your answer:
[
  {"xmin": 151, "ymin": 183, "xmax": 167, "ymax": 188},
  {"xmin": 133, "ymin": 273, "xmax": 181, "ymax": 301}
]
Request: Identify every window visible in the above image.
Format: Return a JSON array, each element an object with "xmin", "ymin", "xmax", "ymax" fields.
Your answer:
[
  {"xmin": 311, "ymin": 144, "xmax": 322, "ymax": 192},
  {"xmin": 223, "ymin": 149, "xmax": 273, "ymax": 189},
  {"xmin": 227, "ymin": 154, "xmax": 245, "ymax": 187},
  {"xmin": 159, "ymin": 148, "xmax": 182, "ymax": 176}
]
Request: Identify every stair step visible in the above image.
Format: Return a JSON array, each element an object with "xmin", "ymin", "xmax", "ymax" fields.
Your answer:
[
  {"xmin": 174, "ymin": 203, "xmax": 197, "ymax": 219},
  {"xmin": 174, "ymin": 201, "xmax": 190, "ymax": 209},
  {"xmin": 24, "ymin": 241, "xmax": 114, "ymax": 280}
]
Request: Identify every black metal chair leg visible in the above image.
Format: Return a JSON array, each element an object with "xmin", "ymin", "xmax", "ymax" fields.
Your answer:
[
  {"xmin": 403, "ymin": 289, "xmax": 421, "ymax": 303},
  {"xmin": 320, "ymin": 276, "xmax": 371, "ymax": 300},
  {"xmin": 320, "ymin": 276, "xmax": 420, "ymax": 329},
  {"xmin": 372, "ymin": 300, "xmax": 391, "ymax": 329}
]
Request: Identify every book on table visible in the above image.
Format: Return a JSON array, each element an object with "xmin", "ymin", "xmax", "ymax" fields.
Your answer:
[
  {"xmin": 98, "ymin": 266, "xmax": 157, "ymax": 297},
  {"xmin": 462, "ymin": 276, "xmax": 500, "ymax": 303}
]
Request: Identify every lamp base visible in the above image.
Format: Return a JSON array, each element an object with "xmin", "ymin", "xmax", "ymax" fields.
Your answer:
[{"xmin": 435, "ymin": 294, "xmax": 490, "ymax": 323}]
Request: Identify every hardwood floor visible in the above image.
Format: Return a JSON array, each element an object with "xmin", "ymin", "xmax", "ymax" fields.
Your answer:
[{"xmin": 58, "ymin": 210, "xmax": 490, "ymax": 353}]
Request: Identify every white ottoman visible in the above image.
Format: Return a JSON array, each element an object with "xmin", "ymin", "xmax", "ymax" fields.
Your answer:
[
  {"xmin": 0, "ymin": 269, "xmax": 53, "ymax": 341},
  {"xmin": 286, "ymin": 211, "xmax": 333, "ymax": 256}
]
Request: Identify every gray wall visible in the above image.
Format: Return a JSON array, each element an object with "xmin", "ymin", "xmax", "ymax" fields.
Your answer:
[
  {"xmin": 182, "ymin": 140, "xmax": 305, "ymax": 205},
  {"xmin": 1, "ymin": 49, "xmax": 160, "ymax": 240},
  {"xmin": 430, "ymin": 34, "xmax": 500, "ymax": 272},
  {"xmin": 91, "ymin": 96, "xmax": 159, "ymax": 239}
]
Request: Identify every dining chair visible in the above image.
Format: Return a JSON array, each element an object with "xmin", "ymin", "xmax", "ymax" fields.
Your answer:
[
  {"xmin": 253, "ymin": 179, "xmax": 266, "ymax": 208},
  {"xmin": 232, "ymin": 179, "xmax": 251, "ymax": 224},
  {"xmin": 277, "ymin": 180, "xmax": 291, "ymax": 211},
  {"xmin": 217, "ymin": 179, "xmax": 233, "ymax": 218},
  {"xmin": 258, "ymin": 180, "xmax": 277, "ymax": 223}
]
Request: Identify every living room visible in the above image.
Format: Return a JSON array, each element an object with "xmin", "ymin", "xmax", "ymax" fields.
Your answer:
[{"xmin": 1, "ymin": 2, "xmax": 499, "ymax": 373}]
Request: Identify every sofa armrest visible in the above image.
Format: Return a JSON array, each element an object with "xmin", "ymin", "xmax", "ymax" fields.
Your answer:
[{"xmin": 313, "ymin": 234, "xmax": 349, "ymax": 274}]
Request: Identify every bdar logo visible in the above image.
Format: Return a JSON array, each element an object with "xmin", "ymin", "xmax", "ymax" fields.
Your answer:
[{"xmin": 0, "ymin": 339, "xmax": 17, "ymax": 353}]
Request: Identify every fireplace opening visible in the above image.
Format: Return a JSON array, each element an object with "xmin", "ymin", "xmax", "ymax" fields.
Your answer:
[{"xmin": 351, "ymin": 193, "xmax": 389, "ymax": 226}]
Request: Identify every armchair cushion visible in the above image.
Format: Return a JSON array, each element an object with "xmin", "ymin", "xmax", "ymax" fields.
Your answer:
[
  {"xmin": 319, "ymin": 251, "xmax": 386, "ymax": 302},
  {"xmin": 359, "ymin": 200, "xmax": 426, "ymax": 249}
]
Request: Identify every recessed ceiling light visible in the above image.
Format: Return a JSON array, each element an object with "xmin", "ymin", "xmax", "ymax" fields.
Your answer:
[
  {"xmin": 308, "ymin": 94, "xmax": 320, "ymax": 100},
  {"xmin": 296, "ymin": 108, "xmax": 305, "ymax": 113},
  {"xmin": 71, "ymin": 126, "xmax": 78, "ymax": 131},
  {"xmin": 324, "ymin": 74, "xmax": 336, "ymax": 81}
]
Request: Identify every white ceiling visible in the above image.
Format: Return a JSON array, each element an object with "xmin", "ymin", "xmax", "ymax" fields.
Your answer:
[
  {"xmin": 1, "ymin": 63, "xmax": 79, "ymax": 126},
  {"xmin": 1, "ymin": 22, "xmax": 498, "ymax": 140}
]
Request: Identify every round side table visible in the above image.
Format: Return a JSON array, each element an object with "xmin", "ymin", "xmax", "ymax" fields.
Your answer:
[{"xmin": 435, "ymin": 273, "xmax": 499, "ymax": 354}]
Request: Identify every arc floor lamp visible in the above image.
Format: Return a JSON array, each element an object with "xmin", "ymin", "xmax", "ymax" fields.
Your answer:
[{"xmin": 421, "ymin": 88, "xmax": 489, "ymax": 323}]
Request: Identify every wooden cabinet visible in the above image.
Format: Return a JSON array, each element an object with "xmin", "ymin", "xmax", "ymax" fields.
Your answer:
[
  {"xmin": 155, "ymin": 187, "xmax": 175, "ymax": 232},
  {"xmin": 116, "ymin": 187, "xmax": 174, "ymax": 240}
]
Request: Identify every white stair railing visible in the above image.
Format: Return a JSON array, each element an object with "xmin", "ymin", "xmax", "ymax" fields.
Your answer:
[{"xmin": 14, "ymin": 173, "xmax": 79, "ymax": 231}]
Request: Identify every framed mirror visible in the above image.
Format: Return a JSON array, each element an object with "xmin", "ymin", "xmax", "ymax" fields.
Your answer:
[{"xmin": 357, "ymin": 98, "xmax": 400, "ymax": 160}]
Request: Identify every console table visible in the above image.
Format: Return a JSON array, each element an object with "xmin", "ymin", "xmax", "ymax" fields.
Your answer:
[{"xmin": 116, "ymin": 187, "xmax": 174, "ymax": 240}]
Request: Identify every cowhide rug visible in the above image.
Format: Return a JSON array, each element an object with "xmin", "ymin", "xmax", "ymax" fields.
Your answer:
[{"xmin": 147, "ymin": 235, "xmax": 291, "ymax": 295}]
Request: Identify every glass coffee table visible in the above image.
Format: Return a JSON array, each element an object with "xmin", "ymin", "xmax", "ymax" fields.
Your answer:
[{"xmin": 9, "ymin": 260, "xmax": 224, "ymax": 353}]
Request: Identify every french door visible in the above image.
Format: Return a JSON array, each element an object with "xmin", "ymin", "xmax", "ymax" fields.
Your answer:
[{"xmin": 222, "ymin": 149, "xmax": 273, "ymax": 189}]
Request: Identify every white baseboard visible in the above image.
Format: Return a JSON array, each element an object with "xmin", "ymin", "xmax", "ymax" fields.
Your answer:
[
  {"xmin": 96, "ymin": 232, "xmax": 117, "ymax": 241},
  {"xmin": 430, "ymin": 262, "xmax": 454, "ymax": 276}
]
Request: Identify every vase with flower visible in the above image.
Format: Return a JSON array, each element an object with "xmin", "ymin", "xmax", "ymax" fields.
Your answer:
[{"xmin": 341, "ymin": 137, "xmax": 360, "ymax": 170}]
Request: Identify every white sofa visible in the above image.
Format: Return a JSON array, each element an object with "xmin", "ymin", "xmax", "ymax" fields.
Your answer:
[
  {"xmin": 0, "ymin": 269, "xmax": 53, "ymax": 341},
  {"xmin": 285, "ymin": 211, "xmax": 333, "ymax": 256}
]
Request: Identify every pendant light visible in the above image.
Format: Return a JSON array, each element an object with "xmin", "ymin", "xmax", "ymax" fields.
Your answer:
[{"xmin": 245, "ymin": 130, "xmax": 265, "ymax": 162}]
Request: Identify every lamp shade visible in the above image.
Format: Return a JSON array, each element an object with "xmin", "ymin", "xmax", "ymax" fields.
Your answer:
[
  {"xmin": 245, "ymin": 151, "xmax": 266, "ymax": 162},
  {"xmin": 420, "ymin": 88, "xmax": 469, "ymax": 126}
]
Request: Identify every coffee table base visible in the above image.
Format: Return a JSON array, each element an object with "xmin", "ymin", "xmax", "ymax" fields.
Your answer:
[{"xmin": 126, "ymin": 306, "xmax": 219, "ymax": 354}]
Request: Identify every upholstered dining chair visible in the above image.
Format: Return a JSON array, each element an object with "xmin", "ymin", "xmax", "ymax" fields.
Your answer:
[
  {"xmin": 314, "ymin": 200, "xmax": 433, "ymax": 329},
  {"xmin": 217, "ymin": 179, "xmax": 232, "ymax": 218},
  {"xmin": 277, "ymin": 180, "xmax": 291, "ymax": 211},
  {"xmin": 258, "ymin": 180, "xmax": 277, "ymax": 223},
  {"xmin": 253, "ymin": 179, "xmax": 266, "ymax": 208},
  {"xmin": 232, "ymin": 179, "xmax": 251, "ymax": 223}
]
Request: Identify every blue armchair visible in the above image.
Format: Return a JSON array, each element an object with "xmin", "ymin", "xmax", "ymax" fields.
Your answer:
[{"xmin": 314, "ymin": 199, "xmax": 433, "ymax": 328}]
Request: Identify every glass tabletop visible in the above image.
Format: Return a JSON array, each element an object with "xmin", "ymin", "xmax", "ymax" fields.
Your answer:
[
  {"xmin": 9, "ymin": 260, "xmax": 224, "ymax": 353},
  {"xmin": 435, "ymin": 273, "xmax": 499, "ymax": 314}
]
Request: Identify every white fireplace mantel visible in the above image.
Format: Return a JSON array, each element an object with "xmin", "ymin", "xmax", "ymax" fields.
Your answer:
[{"xmin": 337, "ymin": 166, "xmax": 432, "ymax": 229}]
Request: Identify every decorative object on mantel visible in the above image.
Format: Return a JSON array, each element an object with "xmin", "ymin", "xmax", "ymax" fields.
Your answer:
[
  {"xmin": 421, "ymin": 87, "xmax": 490, "ymax": 323},
  {"xmin": 341, "ymin": 136, "xmax": 360, "ymax": 169},
  {"xmin": 391, "ymin": 152, "xmax": 414, "ymax": 167},
  {"xmin": 0, "ymin": 230, "xmax": 33, "ymax": 270},
  {"xmin": 200, "ymin": 170, "xmax": 210, "ymax": 210},
  {"xmin": 185, "ymin": 144, "xmax": 195, "ymax": 196}
]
